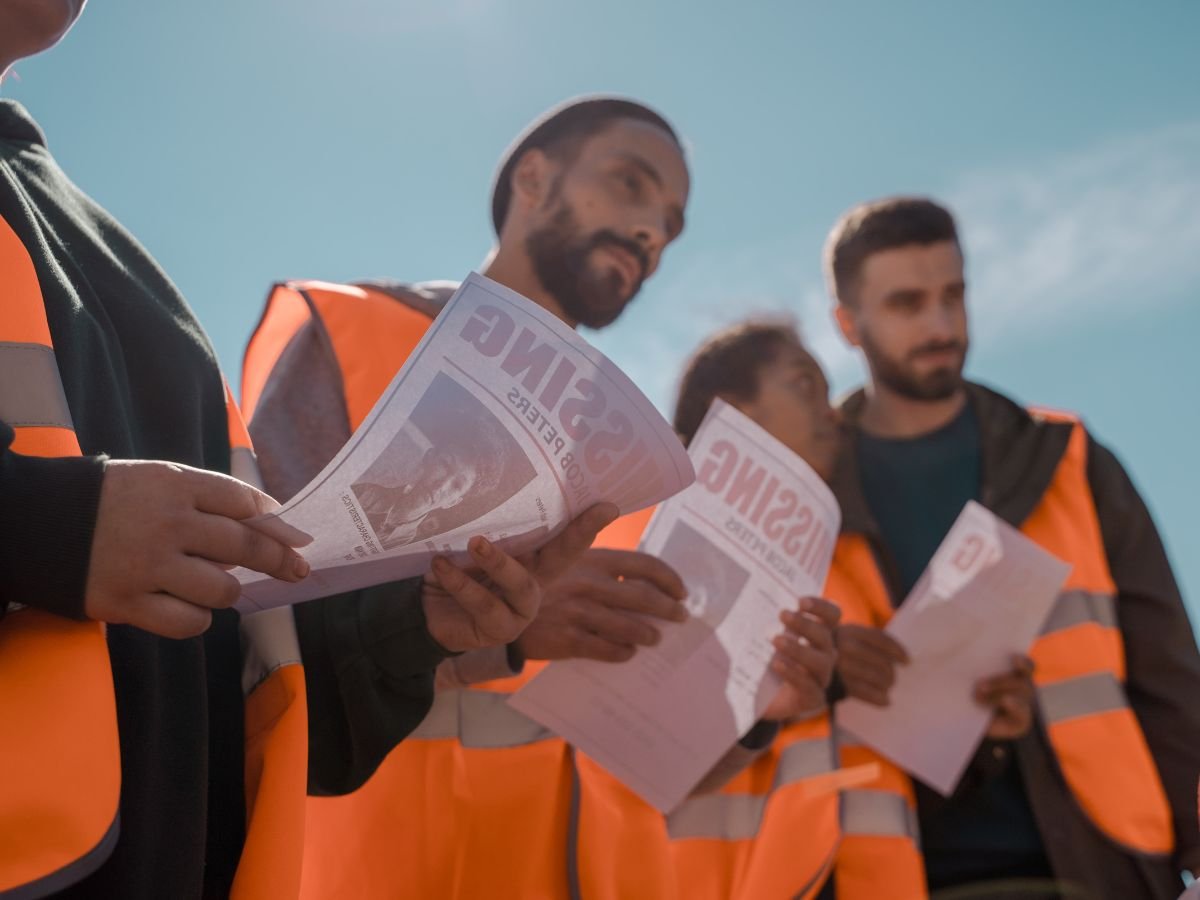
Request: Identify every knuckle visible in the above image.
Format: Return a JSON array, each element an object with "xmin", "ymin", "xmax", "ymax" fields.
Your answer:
[
  {"xmin": 515, "ymin": 566, "xmax": 538, "ymax": 597},
  {"xmin": 217, "ymin": 574, "xmax": 242, "ymax": 608}
]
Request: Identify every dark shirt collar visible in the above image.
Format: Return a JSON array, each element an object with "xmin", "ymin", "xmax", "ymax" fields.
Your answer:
[{"xmin": 832, "ymin": 381, "xmax": 1073, "ymax": 536}]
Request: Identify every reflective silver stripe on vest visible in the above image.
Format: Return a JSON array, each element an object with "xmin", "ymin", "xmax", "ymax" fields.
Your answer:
[
  {"xmin": 666, "ymin": 737, "xmax": 835, "ymax": 841},
  {"xmin": 230, "ymin": 445, "xmax": 261, "ymax": 487},
  {"xmin": 0, "ymin": 342, "xmax": 73, "ymax": 429},
  {"xmin": 409, "ymin": 689, "xmax": 555, "ymax": 748},
  {"xmin": 1037, "ymin": 671, "xmax": 1128, "ymax": 725},
  {"xmin": 1041, "ymin": 590, "xmax": 1117, "ymax": 634},
  {"xmin": 841, "ymin": 789, "xmax": 920, "ymax": 842}
]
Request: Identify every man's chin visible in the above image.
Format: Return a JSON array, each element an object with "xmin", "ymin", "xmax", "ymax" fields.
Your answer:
[
  {"xmin": 916, "ymin": 372, "xmax": 964, "ymax": 401},
  {"xmin": 570, "ymin": 293, "xmax": 633, "ymax": 329}
]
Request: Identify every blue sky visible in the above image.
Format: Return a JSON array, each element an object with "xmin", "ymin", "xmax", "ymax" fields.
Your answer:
[{"xmin": 7, "ymin": 1, "xmax": 1199, "ymax": 614}]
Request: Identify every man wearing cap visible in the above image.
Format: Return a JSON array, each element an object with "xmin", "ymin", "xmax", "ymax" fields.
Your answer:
[
  {"xmin": 244, "ymin": 96, "xmax": 837, "ymax": 899},
  {"xmin": 232, "ymin": 98, "xmax": 758, "ymax": 900}
]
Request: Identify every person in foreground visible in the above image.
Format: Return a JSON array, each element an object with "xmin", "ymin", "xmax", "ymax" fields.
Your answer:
[{"xmin": 0, "ymin": 6, "xmax": 607, "ymax": 898}]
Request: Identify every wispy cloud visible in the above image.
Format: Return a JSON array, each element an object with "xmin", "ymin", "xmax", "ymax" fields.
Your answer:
[
  {"xmin": 953, "ymin": 122, "xmax": 1200, "ymax": 340},
  {"xmin": 593, "ymin": 121, "xmax": 1200, "ymax": 416}
]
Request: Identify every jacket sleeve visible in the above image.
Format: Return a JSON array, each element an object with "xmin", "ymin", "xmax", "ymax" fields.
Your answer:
[
  {"xmin": 248, "ymin": 321, "xmax": 447, "ymax": 794},
  {"xmin": 293, "ymin": 578, "xmax": 452, "ymax": 795},
  {"xmin": 1088, "ymin": 436, "xmax": 1200, "ymax": 867},
  {"xmin": 0, "ymin": 419, "xmax": 105, "ymax": 621}
]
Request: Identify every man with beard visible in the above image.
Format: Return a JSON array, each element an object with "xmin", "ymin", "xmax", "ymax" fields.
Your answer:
[
  {"xmin": 243, "ymin": 97, "xmax": 728, "ymax": 898},
  {"xmin": 822, "ymin": 196, "xmax": 1200, "ymax": 899}
]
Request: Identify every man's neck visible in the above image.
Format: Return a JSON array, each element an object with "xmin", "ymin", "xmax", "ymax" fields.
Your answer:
[
  {"xmin": 858, "ymin": 379, "xmax": 968, "ymax": 439},
  {"xmin": 481, "ymin": 246, "xmax": 576, "ymax": 329}
]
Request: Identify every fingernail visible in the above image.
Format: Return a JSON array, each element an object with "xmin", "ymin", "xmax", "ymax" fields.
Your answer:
[
  {"xmin": 433, "ymin": 555, "xmax": 451, "ymax": 574},
  {"xmin": 673, "ymin": 604, "xmax": 689, "ymax": 622},
  {"xmin": 599, "ymin": 505, "xmax": 620, "ymax": 527},
  {"xmin": 472, "ymin": 537, "xmax": 494, "ymax": 559},
  {"xmin": 293, "ymin": 556, "xmax": 310, "ymax": 579}
]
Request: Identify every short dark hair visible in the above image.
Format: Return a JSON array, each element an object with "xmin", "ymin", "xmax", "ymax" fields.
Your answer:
[
  {"xmin": 673, "ymin": 318, "xmax": 807, "ymax": 446},
  {"xmin": 491, "ymin": 95, "xmax": 682, "ymax": 234},
  {"xmin": 824, "ymin": 196, "xmax": 960, "ymax": 305}
]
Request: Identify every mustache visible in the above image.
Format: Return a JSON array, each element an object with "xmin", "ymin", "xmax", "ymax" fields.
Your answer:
[
  {"xmin": 908, "ymin": 340, "xmax": 965, "ymax": 361},
  {"xmin": 588, "ymin": 231, "xmax": 649, "ymax": 283}
]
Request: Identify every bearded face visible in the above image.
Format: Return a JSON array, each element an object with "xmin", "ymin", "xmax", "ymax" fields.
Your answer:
[{"xmin": 525, "ymin": 199, "xmax": 650, "ymax": 330}]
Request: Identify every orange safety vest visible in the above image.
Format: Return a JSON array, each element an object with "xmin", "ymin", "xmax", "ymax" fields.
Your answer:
[
  {"xmin": 666, "ymin": 717, "xmax": 840, "ymax": 900},
  {"xmin": 245, "ymin": 280, "xmax": 575, "ymax": 899},
  {"xmin": 570, "ymin": 520, "xmax": 843, "ymax": 900},
  {"xmin": 244, "ymin": 280, "xmax": 845, "ymax": 899},
  {"xmin": 828, "ymin": 413, "xmax": 1175, "ymax": 899},
  {"xmin": 0, "ymin": 216, "xmax": 308, "ymax": 899}
]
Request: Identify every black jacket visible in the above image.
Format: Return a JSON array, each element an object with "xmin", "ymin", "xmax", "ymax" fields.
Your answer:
[{"xmin": 0, "ymin": 99, "xmax": 441, "ymax": 898}]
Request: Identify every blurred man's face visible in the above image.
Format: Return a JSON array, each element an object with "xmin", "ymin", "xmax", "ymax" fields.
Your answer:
[
  {"xmin": 734, "ymin": 345, "xmax": 841, "ymax": 481},
  {"xmin": 525, "ymin": 119, "xmax": 689, "ymax": 329},
  {"xmin": 836, "ymin": 241, "xmax": 969, "ymax": 402},
  {"xmin": 0, "ymin": 0, "xmax": 87, "ymax": 69}
]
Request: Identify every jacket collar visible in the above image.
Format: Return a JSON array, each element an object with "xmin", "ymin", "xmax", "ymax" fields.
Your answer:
[{"xmin": 831, "ymin": 381, "xmax": 1074, "ymax": 538}]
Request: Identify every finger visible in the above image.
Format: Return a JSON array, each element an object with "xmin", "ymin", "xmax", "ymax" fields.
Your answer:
[
  {"xmin": 976, "ymin": 689, "xmax": 1034, "ymax": 716},
  {"xmin": 429, "ymin": 555, "xmax": 530, "ymax": 644},
  {"xmin": 155, "ymin": 556, "xmax": 243, "ymax": 610},
  {"xmin": 846, "ymin": 627, "xmax": 910, "ymax": 664},
  {"xmin": 780, "ymin": 610, "xmax": 836, "ymax": 653},
  {"xmin": 216, "ymin": 520, "xmax": 310, "ymax": 582},
  {"xmin": 838, "ymin": 645, "xmax": 899, "ymax": 684},
  {"xmin": 468, "ymin": 536, "xmax": 540, "ymax": 621},
  {"xmin": 773, "ymin": 634, "xmax": 835, "ymax": 673},
  {"xmin": 533, "ymin": 503, "xmax": 620, "ymax": 583},
  {"xmin": 996, "ymin": 694, "xmax": 1026, "ymax": 718},
  {"xmin": 121, "ymin": 592, "xmax": 214, "ymax": 640},
  {"xmin": 974, "ymin": 673, "xmax": 1033, "ymax": 701},
  {"xmin": 587, "ymin": 548, "xmax": 687, "ymax": 600},
  {"xmin": 845, "ymin": 679, "xmax": 892, "ymax": 707},
  {"xmin": 839, "ymin": 657, "xmax": 896, "ymax": 693},
  {"xmin": 190, "ymin": 468, "xmax": 282, "ymax": 520},
  {"xmin": 584, "ymin": 574, "xmax": 688, "ymax": 623},
  {"xmin": 565, "ymin": 627, "xmax": 638, "ymax": 663},
  {"xmin": 796, "ymin": 596, "xmax": 842, "ymax": 628},
  {"xmin": 772, "ymin": 647, "xmax": 834, "ymax": 692},
  {"xmin": 182, "ymin": 511, "xmax": 304, "ymax": 573},
  {"xmin": 573, "ymin": 604, "xmax": 661, "ymax": 648},
  {"xmin": 770, "ymin": 652, "xmax": 819, "ymax": 685},
  {"xmin": 1011, "ymin": 653, "xmax": 1035, "ymax": 677}
]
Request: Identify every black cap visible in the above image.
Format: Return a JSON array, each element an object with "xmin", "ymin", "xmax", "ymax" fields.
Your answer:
[{"xmin": 490, "ymin": 95, "xmax": 681, "ymax": 235}]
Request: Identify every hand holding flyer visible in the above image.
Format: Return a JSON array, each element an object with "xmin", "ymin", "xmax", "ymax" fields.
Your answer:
[
  {"xmin": 835, "ymin": 501, "xmax": 1070, "ymax": 795},
  {"xmin": 232, "ymin": 273, "xmax": 694, "ymax": 612},
  {"xmin": 511, "ymin": 400, "xmax": 841, "ymax": 811}
]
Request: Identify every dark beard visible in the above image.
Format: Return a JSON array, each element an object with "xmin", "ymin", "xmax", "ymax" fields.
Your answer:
[
  {"xmin": 860, "ymin": 327, "xmax": 967, "ymax": 401},
  {"xmin": 525, "ymin": 203, "xmax": 648, "ymax": 329}
]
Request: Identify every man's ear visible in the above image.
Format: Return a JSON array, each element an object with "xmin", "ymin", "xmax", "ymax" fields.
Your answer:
[
  {"xmin": 511, "ymin": 148, "xmax": 555, "ymax": 213},
  {"xmin": 833, "ymin": 303, "xmax": 861, "ymax": 349}
]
